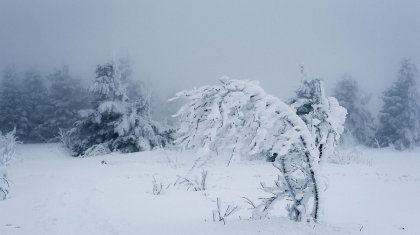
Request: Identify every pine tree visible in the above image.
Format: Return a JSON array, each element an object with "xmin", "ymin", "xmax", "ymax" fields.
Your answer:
[
  {"xmin": 43, "ymin": 66, "xmax": 88, "ymax": 141},
  {"xmin": 66, "ymin": 61, "xmax": 171, "ymax": 156},
  {"xmin": 377, "ymin": 58, "xmax": 420, "ymax": 149},
  {"xmin": 333, "ymin": 75, "xmax": 376, "ymax": 146},
  {"xmin": 20, "ymin": 68, "xmax": 51, "ymax": 142},
  {"xmin": 0, "ymin": 67, "xmax": 26, "ymax": 136}
]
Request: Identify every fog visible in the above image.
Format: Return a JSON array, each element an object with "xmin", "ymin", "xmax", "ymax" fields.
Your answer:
[{"xmin": 1, "ymin": 0, "xmax": 420, "ymax": 107}]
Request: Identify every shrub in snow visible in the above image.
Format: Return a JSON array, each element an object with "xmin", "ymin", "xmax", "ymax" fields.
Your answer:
[
  {"xmin": 377, "ymin": 58, "xmax": 420, "ymax": 150},
  {"xmin": 65, "ymin": 61, "xmax": 173, "ymax": 157},
  {"xmin": 0, "ymin": 129, "xmax": 19, "ymax": 200},
  {"xmin": 288, "ymin": 71, "xmax": 347, "ymax": 163},
  {"xmin": 172, "ymin": 78, "xmax": 329, "ymax": 222}
]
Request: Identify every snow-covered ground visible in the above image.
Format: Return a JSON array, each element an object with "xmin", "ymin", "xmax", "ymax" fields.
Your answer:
[{"xmin": 0, "ymin": 144, "xmax": 419, "ymax": 235}]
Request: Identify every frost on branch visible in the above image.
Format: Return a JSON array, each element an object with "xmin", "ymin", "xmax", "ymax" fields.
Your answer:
[
  {"xmin": 172, "ymin": 78, "xmax": 323, "ymax": 222},
  {"xmin": 289, "ymin": 75, "xmax": 347, "ymax": 163}
]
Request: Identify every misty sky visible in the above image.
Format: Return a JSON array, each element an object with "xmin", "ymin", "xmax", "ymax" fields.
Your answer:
[{"xmin": 1, "ymin": 0, "xmax": 420, "ymax": 109}]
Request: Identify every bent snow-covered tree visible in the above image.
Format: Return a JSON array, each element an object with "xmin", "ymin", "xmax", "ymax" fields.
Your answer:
[
  {"xmin": 172, "ymin": 78, "xmax": 325, "ymax": 222},
  {"xmin": 66, "ymin": 61, "xmax": 172, "ymax": 156},
  {"xmin": 289, "ymin": 75, "xmax": 347, "ymax": 163}
]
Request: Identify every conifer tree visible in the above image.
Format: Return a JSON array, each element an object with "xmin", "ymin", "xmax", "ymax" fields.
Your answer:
[
  {"xmin": 0, "ymin": 67, "xmax": 26, "ymax": 136},
  {"xmin": 43, "ymin": 66, "xmax": 88, "ymax": 141},
  {"xmin": 377, "ymin": 58, "xmax": 420, "ymax": 149},
  {"xmin": 20, "ymin": 68, "xmax": 51, "ymax": 142},
  {"xmin": 66, "ymin": 61, "xmax": 171, "ymax": 156},
  {"xmin": 333, "ymin": 75, "xmax": 376, "ymax": 146}
]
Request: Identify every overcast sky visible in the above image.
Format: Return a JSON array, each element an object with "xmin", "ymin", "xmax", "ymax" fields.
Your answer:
[{"xmin": 1, "ymin": 0, "xmax": 419, "ymax": 108}]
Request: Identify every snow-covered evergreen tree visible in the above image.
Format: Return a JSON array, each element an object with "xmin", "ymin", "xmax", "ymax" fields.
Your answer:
[
  {"xmin": 19, "ymin": 68, "xmax": 51, "ymax": 142},
  {"xmin": 0, "ymin": 67, "xmax": 27, "ymax": 137},
  {"xmin": 377, "ymin": 58, "xmax": 420, "ymax": 149},
  {"xmin": 42, "ymin": 66, "xmax": 88, "ymax": 141},
  {"xmin": 172, "ymin": 78, "xmax": 326, "ymax": 222},
  {"xmin": 66, "ymin": 61, "xmax": 172, "ymax": 156},
  {"xmin": 288, "ymin": 70, "xmax": 347, "ymax": 162},
  {"xmin": 333, "ymin": 75, "xmax": 376, "ymax": 146}
]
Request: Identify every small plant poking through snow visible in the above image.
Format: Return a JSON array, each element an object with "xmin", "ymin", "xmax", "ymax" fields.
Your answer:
[
  {"xmin": 212, "ymin": 197, "xmax": 239, "ymax": 225},
  {"xmin": 152, "ymin": 177, "xmax": 164, "ymax": 195},
  {"xmin": 58, "ymin": 128, "xmax": 72, "ymax": 150},
  {"xmin": 178, "ymin": 170, "xmax": 208, "ymax": 191}
]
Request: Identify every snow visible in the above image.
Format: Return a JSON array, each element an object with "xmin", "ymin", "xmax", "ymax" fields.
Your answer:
[{"xmin": 0, "ymin": 144, "xmax": 419, "ymax": 234}]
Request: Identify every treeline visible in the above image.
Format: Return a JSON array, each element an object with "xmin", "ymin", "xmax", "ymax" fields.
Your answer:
[
  {"xmin": 0, "ymin": 60, "xmax": 163, "ymax": 144},
  {"xmin": 334, "ymin": 58, "xmax": 420, "ymax": 150},
  {"xmin": 0, "ymin": 66, "xmax": 88, "ymax": 143},
  {"xmin": 1, "ymin": 58, "xmax": 419, "ymax": 150}
]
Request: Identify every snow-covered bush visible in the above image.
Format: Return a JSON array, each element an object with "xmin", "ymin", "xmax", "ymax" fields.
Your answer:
[
  {"xmin": 0, "ymin": 129, "xmax": 19, "ymax": 200},
  {"xmin": 66, "ymin": 61, "xmax": 173, "ymax": 157},
  {"xmin": 172, "ymin": 78, "xmax": 325, "ymax": 222},
  {"xmin": 289, "ymin": 74, "xmax": 347, "ymax": 163}
]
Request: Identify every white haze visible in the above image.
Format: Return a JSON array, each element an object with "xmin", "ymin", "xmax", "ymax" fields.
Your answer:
[{"xmin": 1, "ymin": 0, "xmax": 420, "ymax": 110}]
